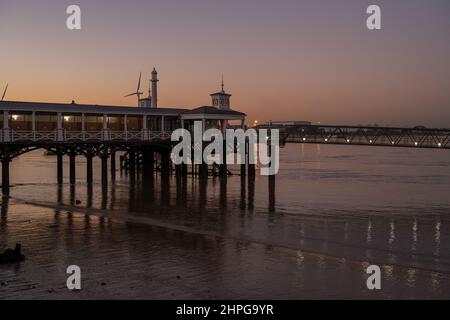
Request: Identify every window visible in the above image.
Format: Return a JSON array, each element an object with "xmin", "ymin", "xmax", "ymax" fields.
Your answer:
[
  {"xmin": 86, "ymin": 115, "xmax": 103, "ymax": 131},
  {"xmin": 108, "ymin": 115, "xmax": 125, "ymax": 131},
  {"xmin": 11, "ymin": 113, "xmax": 33, "ymax": 131},
  {"xmin": 127, "ymin": 116, "xmax": 143, "ymax": 131},
  {"xmin": 164, "ymin": 117, "xmax": 179, "ymax": 131},
  {"xmin": 36, "ymin": 114, "xmax": 57, "ymax": 131},
  {"xmin": 206, "ymin": 120, "xmax": 220, "ymax": 130},
  {"xmin": 147, "ymin": 116, "xmax": 161, "ymax": 131},
  {"xmin": 63, "ymin": 114, "xmax": 82, "ymax": 131}
]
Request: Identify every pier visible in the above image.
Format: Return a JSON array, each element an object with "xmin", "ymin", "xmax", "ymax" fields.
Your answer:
[
  {"xmin": 0, "ymin": 101, "xmax": 246, "ymax": 195},
  {"xmin": 1, "ymin": 100, "xmax": 449, "ymax": 196}
]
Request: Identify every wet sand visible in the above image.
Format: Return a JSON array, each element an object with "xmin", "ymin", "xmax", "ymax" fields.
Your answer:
[{"xmin": 1, "ymin": 144, "xmax": 450, "ymax": 299}]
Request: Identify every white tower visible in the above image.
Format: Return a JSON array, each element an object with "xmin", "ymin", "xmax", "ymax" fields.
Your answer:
[
  {"xmin": 151, "ymin": 68, "xmax": 158, "ymax": 108},
  {"xmin": 210, "ymin": 78, "xmax": 231, "ymax": 110}
]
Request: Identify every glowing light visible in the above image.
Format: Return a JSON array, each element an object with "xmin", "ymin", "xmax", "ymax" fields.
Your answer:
[
  {"xmin": 369, "ymin": 140, "xmax": 373, "ymax": 144},
  {"xmin": 391, "ymin": 141, "xmax": 395, "ymax": 145},
  {"xmin": 438, "ymin": 143, "xmax": 442, "ymax": 147},
  {"xmin": 324, "ymin": 138, "xmax": 328, "ymax": 142},
  {"xmin": 302, "ymin": 138, "xmax": 306, "ymax": 141},
  {"xmin": 64, "ymin": 116, "xmax": 71, "ymax": 122},
  {"xmin": 12, "ymin": 115, "xmax": 19, "ymax": 121},
  {"xmin": 346, "ymin": 139, "xmax": 350, "ymax": 143},
  {"xmin": 414, "ymin": 142, "xmax": 419, "ymax": 146}
]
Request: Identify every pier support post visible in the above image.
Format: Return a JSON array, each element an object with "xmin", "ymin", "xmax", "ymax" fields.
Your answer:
[
  {"xmin": 240, "ymin": 163, "xmax": 246, "ymax": 177},
  {"xmin": 57, "ymin": 151, "xmax": 63, "ymax": 184},
  {"xmin": 219, "ymin": 139, "xmax": 228, "ymax": 178},
  {"xmin": 268, "ymin": 139, "xmax": 276, "ymax": 211},
  {"xmin": 142, "ymin": 149, "xmax": 154, "ymax": 179},
  {"xmin": 101, "ymin": 155, "xmax": 108, "ymax": 186},
  {"xmin": 269, "ymin": 175, "xmax": 276, "ymax": 211},
  {"xmin": 175, "ymin": 164, "xmax": 184, "ymax": 180},
  {"xmin": 86, "ymin": 154, "xmax": 93, "ymax": 184},
  {"xmin": 241, "ymin": 140, "xmax": 247, "ymax": 177},
  {"xmin": 199, "ymin": 163, "xmax": 208, "ymax": 179},
  {"xmin": 69, "ymin": 151, "xmax": 76, "ymax": 185},
  {"xmin": 161, "ymin": 151, "xmax": 171, "ymax": 177},
  {"xmin": 199, "ymin": 142, "xmax": 208, "ymax": 179},
  {"xmin": 248, "ymin": 164, "xmax": 256, "ymax": 180},
  {"xmin": 248, "ymin": 141, "xmax": 256, "ymax": 181},
  {"xmin": 2, "ymin": 156, "xmax": 10, "ymax": 195},
  {"xmin": 181, "ymin": 163, "xmax": 188, "ymax": 177},
  {"xmin": 110, "ymin": 148, "xmax": 116, "ymax": 180},
  {"xmin": 129, "ymin": 149, "xmax": 136, "ymax": 180}
]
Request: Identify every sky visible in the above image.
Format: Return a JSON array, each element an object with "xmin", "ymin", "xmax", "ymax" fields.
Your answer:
[{"xmin": 0, "ymin": 0, "xmax": 450, "ymax": 127}]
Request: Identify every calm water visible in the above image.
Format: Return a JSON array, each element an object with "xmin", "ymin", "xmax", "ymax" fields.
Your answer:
[{"xmin": 1, "ymin": 144, "xmax": 450, "ymax": 299}]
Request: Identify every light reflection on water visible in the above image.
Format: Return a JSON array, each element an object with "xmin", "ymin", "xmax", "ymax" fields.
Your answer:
[{"xmin": 1, "ymin": 144, "xmax": 450, "ymax": 299}]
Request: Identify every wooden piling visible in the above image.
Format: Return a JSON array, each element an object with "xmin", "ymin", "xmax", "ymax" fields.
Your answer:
[
  {"xmin": 2, "ymin": 157, "xmax": 10, "ymax": 195},
  {"xmin": 101, "ymin": 155, "xmax": 108, "ymax": 186},
  {"xmin": 57, "ymin": 151, "xmax": 63, "ymax": 184},
  {"xmin": 129, "ymin": 149, "xmax": 136, "ymax": 180},
  {"xmin": 161, "ymin": 151, "xmax": 171, "ymax": 177},
  {"xmin": 219, "ymin": 139, "xmax": 227, "ymax": 178},
  {"xmin": 110, "ymin": 149, "xmax": 116, "ymax": 180},
  {"xmin": 143, "ymin": 149, "xmax": 154, "ymax": 179},
  {"xmin": 69, "ymin": 151, "xmax": 76, "ymax": 185}
]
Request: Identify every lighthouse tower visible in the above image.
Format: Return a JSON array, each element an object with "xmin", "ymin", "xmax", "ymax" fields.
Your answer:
[
  {"xmin": 210, "ymin": 78, "xmax": 232, "ymax": 110},
  {"xmin": 151, "ymin": 68, "xmax": 158, "ymax": 108},
  {"xmin": 138, "ymin": 68, "xmax": 159, "ymax": 108}
]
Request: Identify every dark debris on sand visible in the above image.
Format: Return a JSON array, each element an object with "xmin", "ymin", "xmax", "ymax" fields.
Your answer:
[{"xmin": 0, "ymin": 243, "xmax": 26, "ymax": 264}]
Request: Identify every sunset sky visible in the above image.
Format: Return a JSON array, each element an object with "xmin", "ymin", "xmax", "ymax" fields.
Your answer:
[{"xmin": 1, "ymin": 0, "xmax": 449, "ymax": 127}]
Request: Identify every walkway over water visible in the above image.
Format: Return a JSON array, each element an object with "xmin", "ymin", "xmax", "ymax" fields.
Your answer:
[{"xmin": 258, "ymin": 124, "xmax": 450, "ymax": 150}]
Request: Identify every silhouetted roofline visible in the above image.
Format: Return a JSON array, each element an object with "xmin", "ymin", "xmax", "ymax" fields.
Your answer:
[
  {"xmin": 184, "ymin": 106, "xmax": 245, "ymax": 116},
  {"xmin": 0, "ymin": 101, "xmax": 246, "ymax": 117},
  {"xmin": 0, "ymin": 100, "xmax": 188, "ymax": 115},
  {"xmin": 210, "ymin": 92, "xmax": 232, "ymax": 96}
]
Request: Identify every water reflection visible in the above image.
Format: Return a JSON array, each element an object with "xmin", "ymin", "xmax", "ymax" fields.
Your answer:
[
  {"xmin": 388, "ymin": 220, "xmax": 395, "ymax": 248},
  {"xmin": 434, "ymin": 218, "xmax": 441, "ymax": 257},
  {"xmin": 219, "ymin": 177, "xmax": 227, "ymax": 209},
  {"xmin": 86, "ymin": 183, "xmax": 94, "ymax": 208},
  {"xmin": 1, "ymin": 196, "xmax": 8, "ymax": 227},
  {"xmin": 268, "ymin": 176, "xmax": 275, "ymax": 212}
]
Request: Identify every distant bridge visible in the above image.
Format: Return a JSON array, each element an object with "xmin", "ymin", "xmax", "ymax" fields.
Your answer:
[{"xmin": 257, "ymin": 124, "xmax": 450, "ymax": 149}]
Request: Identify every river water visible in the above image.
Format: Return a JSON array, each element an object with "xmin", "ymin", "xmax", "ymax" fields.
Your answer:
[{"xmin": 1, "ymin": 144, "xmax": 450, "ymax": 299}]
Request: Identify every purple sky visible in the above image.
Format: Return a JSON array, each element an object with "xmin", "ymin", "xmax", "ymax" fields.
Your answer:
[{"xmin": 1, "ymin": 0, "xmax": 450, "ymax": 127}]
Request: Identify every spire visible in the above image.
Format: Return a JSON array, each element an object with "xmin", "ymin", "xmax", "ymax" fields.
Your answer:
[{"xmin": 221, "ymin": 75, "xmax": 225, "ymax": 93}]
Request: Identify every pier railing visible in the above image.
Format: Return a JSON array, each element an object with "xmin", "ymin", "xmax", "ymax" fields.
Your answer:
[{"xmin": 2, "ymin": 129, "xmax": 172, "ymax": 143}]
